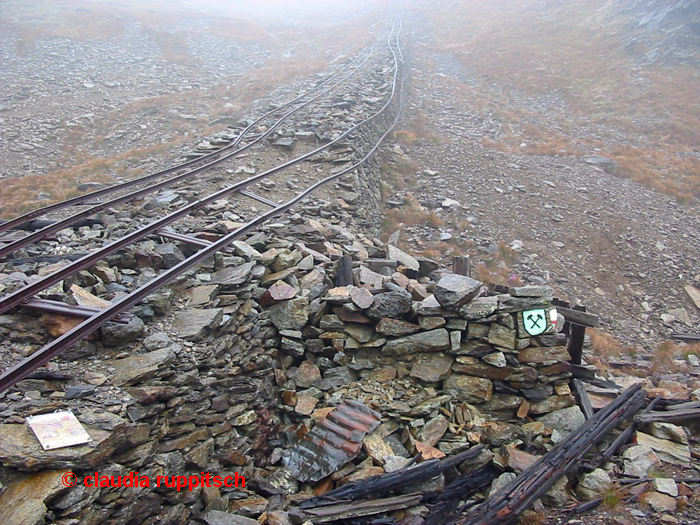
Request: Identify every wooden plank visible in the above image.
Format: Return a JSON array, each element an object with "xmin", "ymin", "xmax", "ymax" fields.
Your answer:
[
  {"xmin": 571, "ymin": 364, "xmax": 597, "ymax": 380},
  {"xmin": 664, "ymin": 400, "xmax": 700, "ymax": 412},
  {"xmin": 568, "ymin": 324, "xmax": 587, "ymax": 365},
  {"xmin": 299, "ymin": 446, "xmax": 485, "ymax": 509},
  {"xmin": 636, "ymin": 408, "xmax": 700, "ymax": 424},
  {"xmin": 335, "ymin": 255, "xmax": 353, "ymax": 286},
  {"xmin": 291, "ymin": 494, "xmax": 422, "ymax": 523},
  {"xmin": 671, "ymin": 333, "xmax": 700, "ymax": 342},
  {"xmin": 557, "ymin": 306, "xmax": 599, "ymax": 327},
  {"xmin": 453, "ymin": 385, "xmax": 646, "ymax": 525}
]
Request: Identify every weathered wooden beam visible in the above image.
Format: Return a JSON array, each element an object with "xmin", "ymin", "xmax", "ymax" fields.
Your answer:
[
  {"xmin": 671, "ymin": 333, "xmax": 700, "ymax": 342},
  {"xmin": 557, "ymin": 306, "xmax": 600, "ymax": 327},
  {"xmin": 453, "ymin": 255, "xmax": 471, "ymax": 277},
  {"xmin": 299, "ymin": 445, "xmax": 485, "ymax": 510},
  {"xmin": 598, "ymin": 397, "xmax": 661, "ymax": 466},
  {"xmin": 452, "ymin": 385, "xmax": 647, "ymax": 525},
  {"xmin": 663, "ymin": 400, "xmax": 700, "ymax": 412},
  {"xmin": 635, "ymin": 407, "xmax": 700, "ymax": 424},
  {"xmin": 571, "ymin": 364, "xmax": 597, "ymax": 380},
  {"xmin": 335, "ymin": 254, "xmax": 353, "ymax": 286},
  {"xmin": 291, "ymin": 494, "xmax": 422, "ymax": 523}
]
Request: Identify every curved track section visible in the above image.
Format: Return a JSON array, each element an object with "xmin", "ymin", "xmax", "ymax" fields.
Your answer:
[
  {"xmin": 0, "ymin": 46, "xmax": 378, "ymax": 257},
  {"xmin": 0, "ymin": 21, "xmax": 405, "ymax": 394}
]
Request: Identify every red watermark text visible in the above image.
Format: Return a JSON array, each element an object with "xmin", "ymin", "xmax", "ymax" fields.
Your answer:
[{"xmin": 63, "ymin": 471, "xmax": 246, "ymax": 491}]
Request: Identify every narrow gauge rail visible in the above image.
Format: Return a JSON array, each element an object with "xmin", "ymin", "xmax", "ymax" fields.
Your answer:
[
  {"xmin": 0, "ymin": 21, "xmax": 405, "ymax": 394},
  {"xmin": 0, "ymin": 44, "xmax": 378, "ymax": 257}
]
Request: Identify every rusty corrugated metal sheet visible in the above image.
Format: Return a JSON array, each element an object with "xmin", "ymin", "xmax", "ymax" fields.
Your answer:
[{"xmin": 285, "ymin": 400, "xmax": 382, "ymax": 482}]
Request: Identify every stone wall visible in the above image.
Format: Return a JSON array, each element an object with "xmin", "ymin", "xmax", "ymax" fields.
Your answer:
[{"xmin": 0, "ymin": 211, "xmax": 578, "ymax": 524}]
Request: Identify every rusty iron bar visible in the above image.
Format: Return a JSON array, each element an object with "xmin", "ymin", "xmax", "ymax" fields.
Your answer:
[
  {"xmin": 454, "ymin": 384, "xmax": 647, "ymax": 525},
  {"xmin": 155, "ymin": 230, "xmax": 214, "ymax": 248},
  {"xmin": 239, "ymin": 189, "xmax": 279, "ymax": 208},
  {"xmin": 0, "ymin": 21, "xmax": 405, "ymax": 394},
  {"xmin": 0, "ymin": 46, "xmax": 374, "ymax": 237},
  {"xmin": 20, "ymin": 298, "xmax": 133, "ymax": 323}
]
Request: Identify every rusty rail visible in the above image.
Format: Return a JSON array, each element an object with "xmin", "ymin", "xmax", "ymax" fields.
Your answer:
[
  {"xmin": 0, "ymin": 21, "xmax": 405, "ymax": 394},
  {"xmin": 0, "ymin": 45, "xmax": 375, "ymax": 238}
]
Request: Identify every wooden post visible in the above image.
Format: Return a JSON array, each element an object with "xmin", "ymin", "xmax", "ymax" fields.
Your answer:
[
  {"xmin": 567, "ymin": 305, "xmax": 588, "ymax": 366},
  {"xmin": 453, "ymin": 255, "xmax": 471, "ymax": 277},
  {"xmin": 335, "ymin": 255, "xmax": 353, "ymax": 287}
]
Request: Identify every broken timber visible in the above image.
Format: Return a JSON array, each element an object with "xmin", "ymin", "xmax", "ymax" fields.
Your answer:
[
  {"xmin": 291, "ymin": 446, "xmax": 497, "ymax": 524},
  {"xmin": 298, "ymin": 446, "xmax": 486, "ymax": 509},
  {"xmin": 451, "ymin": 384, "xmax": 646, "ymax": 525},
  {"xmin": 635, "ymin": 399, "xmax": 700, "ymax": 424}
]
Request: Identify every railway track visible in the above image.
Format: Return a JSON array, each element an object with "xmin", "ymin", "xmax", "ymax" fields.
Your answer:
[{"xmin": 0, "ymin": 20, "xmax": 405, "ymax": 394}]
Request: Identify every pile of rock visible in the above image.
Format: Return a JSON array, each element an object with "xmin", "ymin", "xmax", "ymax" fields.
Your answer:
[{"xmin": 0, "ymin": 213, "xmax": 697, "ymax": 525}]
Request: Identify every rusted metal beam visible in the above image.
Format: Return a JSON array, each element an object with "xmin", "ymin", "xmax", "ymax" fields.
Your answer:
[
  {"xmin": 239, "ymin": 189, "xmax": 279, "ymax": 208},
  {"xmin": 20, "ymin": 298, "xmax": 133, "ymax": 323},
  {"xmin": 156, "ymin": 229, "xmax": 213, "ymax": 248}
]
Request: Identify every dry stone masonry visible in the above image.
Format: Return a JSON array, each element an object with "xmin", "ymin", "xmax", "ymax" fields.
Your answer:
[{"xmin": 0, "ymin": 201, "xmax": 607, "ymax": 525}]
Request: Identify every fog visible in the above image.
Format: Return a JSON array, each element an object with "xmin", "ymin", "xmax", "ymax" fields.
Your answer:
[{"xmin": 181, "ymin": 0, "xmax": 387, "ymax": 21}]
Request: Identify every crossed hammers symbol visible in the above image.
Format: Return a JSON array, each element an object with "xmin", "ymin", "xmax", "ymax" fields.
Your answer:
[{"xmin": 527, "ymin": 313, "xmax": 544, "ymax": 329}]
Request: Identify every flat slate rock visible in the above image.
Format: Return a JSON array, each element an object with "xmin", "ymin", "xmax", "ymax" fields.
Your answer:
[
  {"xmin": 383, "ymin": 328, "xmax": 451, "ymax": 355},
  {"xmin": 113, "ymin": 347, "xmax": 177, "ymax": 386},
  {"xmin": 434, "ymin": 274, "xmax": 483, "ymax": 309},
  {"xmin": 172, "ymin": 308, "xmax": 223, "ymax": 342},
  {"xmin": 0, "ymin": 412, "xmax": 129, "ymax": 471},
  {"xmin": 387, "ymin": 244, "xmax": 420, "ymax": 271},
  {"xmin": 211, "ymin": 262, "xmax": 256, "ymax": 288}
]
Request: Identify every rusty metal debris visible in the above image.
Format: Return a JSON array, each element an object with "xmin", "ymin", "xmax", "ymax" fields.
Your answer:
[{"xmin": 284, "ymin": 400, "xmax": 382, "ymax": 483}]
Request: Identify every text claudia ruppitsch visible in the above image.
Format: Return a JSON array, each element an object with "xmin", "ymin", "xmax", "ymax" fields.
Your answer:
[{"xmin": 83, "ymin": 471, "xmax": 246, "ymax": 491}]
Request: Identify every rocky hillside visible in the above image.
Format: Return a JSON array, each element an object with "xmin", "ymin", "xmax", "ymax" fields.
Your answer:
[{"xmin": 617, "ymin": 0, "xmax": 700, "ymax": 64}]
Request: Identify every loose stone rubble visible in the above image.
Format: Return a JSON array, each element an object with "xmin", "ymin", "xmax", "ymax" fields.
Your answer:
[{"xmin": 1, "ymin": 204, "xmax": 698, "ymax": 524}]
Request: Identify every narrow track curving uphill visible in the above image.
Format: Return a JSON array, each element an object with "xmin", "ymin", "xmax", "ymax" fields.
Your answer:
[{"xmin": 0, "ymin": 20, "xmax": 406, "ymax": 394}]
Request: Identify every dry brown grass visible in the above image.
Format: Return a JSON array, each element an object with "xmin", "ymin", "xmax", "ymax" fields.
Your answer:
[
  {"xmin": 517, "ymin": 509, "xmax": 547, "ymax": 525},
  {"xmin": 649, "ymin": 342, "xmax": 687, "ymax": 375},
  {"xmin": 382, "ymin": 194, "xmax": 445, "ymax": 234},
  {"xmin": 0, "ymin": 142, "xmax": 177, "ymax": 218},
  {"xmin": 588, "ymin": 328, "xmax": 628, "ymax": 360}
]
